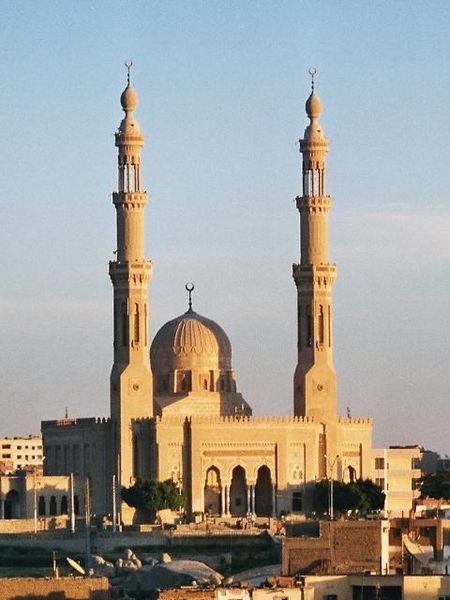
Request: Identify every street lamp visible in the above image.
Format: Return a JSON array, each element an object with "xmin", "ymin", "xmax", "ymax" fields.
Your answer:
[{"xmin": 324, "ymin": 454, "xmax": 339, "ymax": 519}]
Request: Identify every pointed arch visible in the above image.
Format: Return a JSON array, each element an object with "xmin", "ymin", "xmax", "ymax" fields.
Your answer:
[
  {"xmin": 229, "ymin": 466, "xmax": 247, "ymax": 516},
  {"xmin": 204, "ymin": 466, "xmax": 222, "ymax": 516},
  {"xmin": 254, "ymin": 465, "xmax": 273, "ymax": 517}
]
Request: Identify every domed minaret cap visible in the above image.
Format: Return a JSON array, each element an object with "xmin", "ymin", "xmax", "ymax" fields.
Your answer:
[
  {"xmin": 305, "ymin": 92, "xmax": 322, "ymax": 119},
  {"xmin": 121, "ymin": 84, "xmax": 138, "ymax": 112},
  {"xmin": 120, "ymin": 60, "xmax": 138, "ymax": 112}
]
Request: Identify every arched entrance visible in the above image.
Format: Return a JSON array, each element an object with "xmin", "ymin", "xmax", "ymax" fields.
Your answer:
[
  {"xmin": 229, "ymin": 466, "xmax": 247, "ymax": 516},
  {"xmin": 254, "ymin": 465, "xmax": 273, "ymax": 516},
  {"xmin": 204, "ymin": 466, "xmax": 222, "ymax": 516},
  {"xmin": 4, "ymin": 490, "xmax": 20, "ymax": 519}
]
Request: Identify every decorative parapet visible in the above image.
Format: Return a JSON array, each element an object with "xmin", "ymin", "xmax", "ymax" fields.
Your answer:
[
  {"xmin": 41, "ymin": 417, "xmax": 111, "ymax": 429},
  {"xmin": 173, "ymin": 415, "xmax": 316, "ymax": 425},
  {"xmin": 338, "ymin": 416, "xmax": 373, "ymax": 425}
]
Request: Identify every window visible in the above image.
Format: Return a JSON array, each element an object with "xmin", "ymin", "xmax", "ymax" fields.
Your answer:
[
  {"xmin": 2, "ymin": 444, "xmax": 11, "ymax": 449},
  {"xmin": 375, "ymin": 478, "xmax": 385, "ymax": 489},
  {"xmin": 375, "ymin": 457, "xmax": 385, "ymax": 469},
  {"xmin": 292, "ymin": 492, "xmax": 303, "ymax": 512},
  {"xmin": 49, "ymin": 496, "xmax": 57, "ymax": 516},
  {"xmin": 61, "ymin": 496, "xmax": 68, "ymax": 515},
  {"xmin": 318, "ymin": 305, "xmax": 324, "ymax": 344},
  {"xmin": 38, "ymin": 496, "xmax": 46, "ymax": 516},
  {"xmin": 133, "ymin": 303, "xmax": 140, "ymax": 344},
  {"xmin": 2, "ymin": 454, "xmax": 11, "ymax": 459}
]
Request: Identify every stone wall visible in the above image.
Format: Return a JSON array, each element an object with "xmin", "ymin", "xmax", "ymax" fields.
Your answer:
[
  {"xmin": 158, "ymin": 589, "xmax": 216, "ymax": 600},
  {"xmin": 281, "ymin": 521, "xmax": 383, "ymax": 575},
  {"xmin": 0, "ymin": 517, "xmax": 69, "ymax": 534},
  {"xmin": 0, "ymin": 576, "xmax": 109, "ymax": 599}
]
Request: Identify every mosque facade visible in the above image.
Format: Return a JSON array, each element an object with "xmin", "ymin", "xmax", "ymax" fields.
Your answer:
[{"xmin": 41, "ymin": 72, "xmax": 373, "ymax": 524}]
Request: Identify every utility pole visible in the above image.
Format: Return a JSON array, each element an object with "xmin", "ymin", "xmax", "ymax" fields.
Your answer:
[
  {"xmin": 325, "ymin": 454, "xmax": 339, "ymax": 519},
  {"xmin": 84, "ymin": 477, "xmax": 91, "ymax": 572},
  {"xmin": 70, "ymin": 472, "xmax": 75, "ymax": 534},
  {"xmin": 33, "ymin": 469, "xmax": 37, "ymax": 535},
  {"xmin": 112, "ymin": 474, "xmax": 117, "ymax": 533}
]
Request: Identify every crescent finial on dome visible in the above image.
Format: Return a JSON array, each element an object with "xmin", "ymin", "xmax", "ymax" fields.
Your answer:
[{"xmin": 185, "ymin": 282, "xmax": 195, "ymax": 313}]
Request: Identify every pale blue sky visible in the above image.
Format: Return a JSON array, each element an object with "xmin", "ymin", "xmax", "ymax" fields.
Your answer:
[{"xmin": 0, "ymin": 1, "xmax": 449, "ymax": 455}]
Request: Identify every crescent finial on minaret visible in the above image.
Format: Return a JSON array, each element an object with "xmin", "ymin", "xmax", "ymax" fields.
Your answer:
[
  {"xmin": 308, "ymin": 67, "xmax": 317, "ymax": 93},
  {"xmin": 125, "ymin": 60, "xmax": 133, "ymax": 85}
]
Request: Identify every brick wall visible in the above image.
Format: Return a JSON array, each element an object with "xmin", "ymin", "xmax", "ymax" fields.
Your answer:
[{"xmin": 281, "ymin": 521, "xmax": 382, "ymax": 575}]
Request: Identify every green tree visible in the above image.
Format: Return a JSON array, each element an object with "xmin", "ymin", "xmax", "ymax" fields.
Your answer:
[
  {"xmin": 314, "ymin": 478, "xmax": 385, "ymax": 515},
  {"xmin": 420, "ymin": 470, "xmax": 450, "ymax": 500},
  {"xmin": 121, "ymin": 479, "xmax": 184, "ymax": 519}
]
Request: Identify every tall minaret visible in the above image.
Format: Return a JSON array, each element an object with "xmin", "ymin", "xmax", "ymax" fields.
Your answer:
[
  {"xmin": 293, "ymin": 71, "xmax": 337, "ymax": 421},
  {"xmin": 109, "ymin": 64, "xmax": 153, "ymax": 488}
]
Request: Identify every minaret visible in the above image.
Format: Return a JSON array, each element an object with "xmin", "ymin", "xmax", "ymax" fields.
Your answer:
[
  {"xmin": 109, "ymin": 63, "xmax": 153, "ymax": 488},
  {"xmin": 293, "ymin": 71, "xmax": 337, "ymax": 421}
]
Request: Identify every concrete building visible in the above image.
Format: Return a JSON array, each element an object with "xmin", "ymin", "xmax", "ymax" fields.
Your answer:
[
  {"xmin": 0, "ymin": 472, "xmax": 85, "ymax": 524},
  {"xmin": 0, "ymin": 435, "xmax": 43, "ymax": 474},
  {"xmin": 372, "ymin": 446, "xmax": 422, "ymax": 517}
]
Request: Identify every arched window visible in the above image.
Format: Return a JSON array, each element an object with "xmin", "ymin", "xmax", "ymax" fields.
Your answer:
[
  {"xmin": 318, "ymin": 305, "xmax": 324, "ymax": 344},
  {"xmin": 49, "ymin": 496, "xmax": 57, "ymax": 516},
  {"xmin": 134, "ymin": 303, "xmax": 140, "ymax": 344},
  {"xmin": 61, "ymin": 496, "xmax": 68, "ymax": 515},
  {"xmin": 38, "ymin": 496, "xmax": 46, "ymax": 516}
]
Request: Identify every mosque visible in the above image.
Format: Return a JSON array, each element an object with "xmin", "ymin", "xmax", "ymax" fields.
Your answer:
[{"xmin": 41, "ymin": 69, "xmax": 373, "ymax": 524}]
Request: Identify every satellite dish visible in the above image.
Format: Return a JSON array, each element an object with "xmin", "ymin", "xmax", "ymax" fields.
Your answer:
[{"xmin": 67, "ymin": 557, "xmax": 86, "ymax": 576}]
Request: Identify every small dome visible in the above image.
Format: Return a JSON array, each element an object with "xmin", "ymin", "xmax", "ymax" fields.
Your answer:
[
  {"xmin": 305, "ymin": 92, "xmax": 322, "ymax": 119},
  {"xmin": 151, "ymin": 309, "xmax": 232, "ymax": 371},
  {"xmin": 120, "ymin": 84, "xmax": 138, "ymax": 112}
]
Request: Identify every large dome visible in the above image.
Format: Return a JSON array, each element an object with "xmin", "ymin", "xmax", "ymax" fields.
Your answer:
[
  {"xmin": 150, "ymin": 307, "xmax": 251, "ymax": 416},
  {"xmin": 151, "ymin": 309, "xmax": 232, "ymax": 372}
]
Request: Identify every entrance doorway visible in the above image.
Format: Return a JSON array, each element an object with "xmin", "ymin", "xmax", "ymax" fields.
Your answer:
[
  {"xmin": 229, "ymin": 466, "xmax": 247, "ymax": 516},
  {"xmin": 255, "ymin": 465, "xmax": 272, "ymax": 516}
]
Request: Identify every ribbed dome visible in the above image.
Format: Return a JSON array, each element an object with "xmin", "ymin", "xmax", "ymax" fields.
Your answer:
[{"xmin": 151, "ymin": 309, "xmax": 232, "ymax": 370}]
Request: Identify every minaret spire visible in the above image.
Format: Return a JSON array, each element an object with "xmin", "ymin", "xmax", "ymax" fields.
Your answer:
[
  {"xmin": 292, "ymin": 72, "xmax": 337, "ymax": 422},
  {"xmin": 109, "ymin": 64, "xmax": 153, "ymax": 492}
]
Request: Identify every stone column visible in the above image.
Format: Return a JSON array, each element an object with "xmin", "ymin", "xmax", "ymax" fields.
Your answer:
[
  {"xmin": 251, "ymin": 485, "xmax": 256, "ymax": 514},
  {"xmin": 221, "ymin": 486, "xmax": 226, "ymax": 516},
  {"xmin": 247, "ymin": 485, "xmax": 251, "ymax": 513},
  {"xmin": 224, "ymin": 484, "xmax": 230, "ymax": 516}
]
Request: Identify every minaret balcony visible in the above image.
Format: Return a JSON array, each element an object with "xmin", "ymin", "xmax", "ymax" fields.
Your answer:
[
  {"xmin": 296, "ymin": 195, "xmax": 331, "ymax": 211},
  {"xmin": 293, "ymin": 263, "xmax": 336, "ymax": 288},
  {"xmin": 109, "ymin": 260, "xmax": 153, "ymax": 284},
  {"xmin": 112, "ymin": 191, "xmax": 147, "ymax": 206}
]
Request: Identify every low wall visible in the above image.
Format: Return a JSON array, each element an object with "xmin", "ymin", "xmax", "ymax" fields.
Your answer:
[
  {"xmin": 0, "ymin": 576, "xmax": 109, "ymax": 599},
  {"xmin": 0, "ymin": 517, "xmax": 69, "ymax": 535}
]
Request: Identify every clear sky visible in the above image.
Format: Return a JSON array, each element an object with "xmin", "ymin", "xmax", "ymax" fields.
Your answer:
[{"xmin": 0, "ymin": 1, "xmax": 449, "ymax": 455}]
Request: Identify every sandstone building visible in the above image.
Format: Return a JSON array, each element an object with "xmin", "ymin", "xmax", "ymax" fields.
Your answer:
[{"xmin": 40, "ymin": 70, "xmax": 376, "ymax": 524}]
